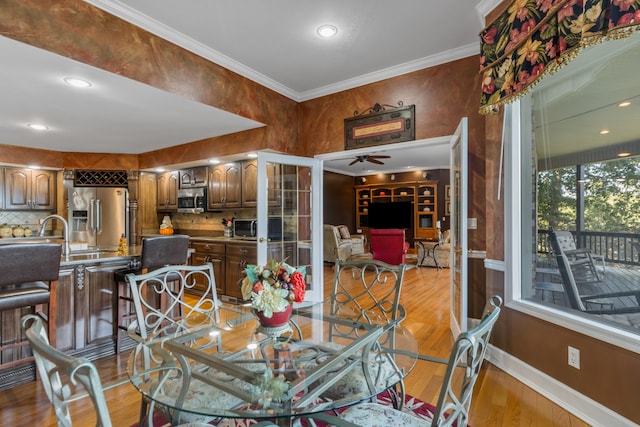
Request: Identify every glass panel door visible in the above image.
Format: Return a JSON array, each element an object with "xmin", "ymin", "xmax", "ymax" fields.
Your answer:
[
  {"xmin": 450, "ymin": 117, "xmax": 468, "ymax": 335},
  {"xmin": 256, "ymin": 152, "xmax": 324, "ymax": 302}
]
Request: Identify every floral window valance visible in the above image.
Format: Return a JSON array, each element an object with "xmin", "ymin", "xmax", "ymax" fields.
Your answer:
[{"xmin": 479, "ymin": 0, "xmax": 640, "ymax": 114}]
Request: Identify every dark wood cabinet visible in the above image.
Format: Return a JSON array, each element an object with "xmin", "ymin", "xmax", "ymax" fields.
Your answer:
[
  {"xmin": 3, "ymin": 167, "xmax": 56, "ymax": 210},
  {"xmin": 225, "ymin": 242, "xmax": 256, "ymax": 300},
  {"xmin": 190, "ymin": 241, "xmax": 225, "ymax": 296},
  {"xmin": 157, "ymin": 171, "xmax": 178, "ymax": 210},
  {"xmin": 57, "ymin": 260, "xmax": 130, "ymax": 355},
  {"xmin": 179, "ymin": 167, "xmax": 207, "ymax": 189},
  {"xmin": 208, "ymin": 162, "xmax": 241, "ymax": 209},
  {"xmin": 241, "ymin": 160, "xmax": 281, "ymax": 207}
]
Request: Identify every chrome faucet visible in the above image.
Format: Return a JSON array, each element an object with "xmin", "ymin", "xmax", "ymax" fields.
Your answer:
[{"xmin": 39, "ymin": 214, "xmax": 71, "ymax": 257}]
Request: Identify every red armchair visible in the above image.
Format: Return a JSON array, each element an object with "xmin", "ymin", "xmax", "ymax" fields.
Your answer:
[{"xmin": 369, "ymin": 228, "xmax": 410, "ymax": 265}]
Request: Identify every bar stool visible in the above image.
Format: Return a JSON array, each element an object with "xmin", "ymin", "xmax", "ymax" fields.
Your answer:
[
  {"xmin": 113, "ymin": 234, "xmax": 190, "ymax": 353},
  {"xmin": 0, "ymin": 243, "xmax": 62, "ymax": 369}
]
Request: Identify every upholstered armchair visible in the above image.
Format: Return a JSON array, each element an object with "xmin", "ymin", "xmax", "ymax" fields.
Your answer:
[
  {"xmin": 323, "ymin": 225, "xmax": 366, "ymax": 262},
  {"xmin": 369, "ymin": 228, "xmax": 410, "ymax": 265}
]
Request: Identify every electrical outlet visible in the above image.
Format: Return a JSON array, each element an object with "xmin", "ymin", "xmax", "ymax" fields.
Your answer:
[{"xmin": 568, "ymin": 346, "xmax": 580, "ymax": 369}]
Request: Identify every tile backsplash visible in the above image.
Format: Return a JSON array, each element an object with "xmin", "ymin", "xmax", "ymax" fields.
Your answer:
[
  {"xmin": 0, "ymin": 211, "xmax": 55, "ymax": 233},
  {"xmin": 156, "ymin": 211, "xmax": 257, "ymax": 234}
]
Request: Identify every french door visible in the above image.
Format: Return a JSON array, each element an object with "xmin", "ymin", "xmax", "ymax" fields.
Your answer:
[
  {"xmin": 450, "ymin": 117, "xmax": 468, "ymax": 335},
  {"xmin": 256, "ymin": 152, "xmax": 324, "ymax": 303}
]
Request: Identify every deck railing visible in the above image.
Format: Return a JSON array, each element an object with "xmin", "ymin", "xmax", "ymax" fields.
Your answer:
[{"xmin": 538, "ymin": 230, "xmax": 640, "ymax": 266}]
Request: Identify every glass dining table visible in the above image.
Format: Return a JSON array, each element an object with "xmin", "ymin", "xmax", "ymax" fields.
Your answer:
[{"xmin": 127, "ymin": 301, "xmax": 418, "ymax": 426}]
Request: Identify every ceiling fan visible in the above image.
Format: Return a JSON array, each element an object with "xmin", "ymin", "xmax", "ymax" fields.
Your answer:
[{"xmin": 348, "ymin": 154, "xmax": 391, "ymax": 166}]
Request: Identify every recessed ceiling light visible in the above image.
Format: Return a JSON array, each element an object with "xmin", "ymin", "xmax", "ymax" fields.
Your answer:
[
  {"xmin": 618, "ymin": 101, "xmax": 631, "ymax": 107},
  {"xmin": 599, "ymin": 129, "xmax": 610, "ymax": 134},
  {"xmin": 209, "ymin": 159, "xmax": 221, "ymax": 164},
  {"xmin": 155, "ymin": 168, "xmax": 166, "ymax": 172},
  {"xmin": 63, "ymin": 77, "xmax": 92, "ymax": 88},
  {"xmin": 317, "ymin": 24, "xmax": 338, "ymax": 38},
  {"xmin": 618, "ymin": 152, "xmax": 631, "ymax": 157},
  {"xmin": 27, "ymin": 123, "xmax": 49, "ymax": 131},
  {"xmin": 247, "ymin": 152, "xmax": 258, "ymax": 158}
]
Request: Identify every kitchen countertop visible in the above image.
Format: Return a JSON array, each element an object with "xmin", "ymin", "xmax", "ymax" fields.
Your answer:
[{"xmin": 59, "ymin": 246, "xmax": 141, "ymax": 266}]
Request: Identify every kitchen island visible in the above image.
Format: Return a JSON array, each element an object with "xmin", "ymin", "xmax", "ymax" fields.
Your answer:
[{"xmin": 0, "ymin": 234, "xmax": 264, "ymax": 390}]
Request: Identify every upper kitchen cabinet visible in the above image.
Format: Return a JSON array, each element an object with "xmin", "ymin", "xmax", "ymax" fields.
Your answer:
[
  {"xmin": 3, "ymin": 167, "xmax": 56, "ymax": 210},
  {"xmin": 241, "ymin": 160, "xmax": 281, "ymax": 207},
  {"xmin": 157, "ymin": 171, "xmax": 178, "ymax": 211},
  {"xmin": 208, "ymin": 162, "xmax": 241, "ymax": 209},
  {"xmin": 179, "ymin": 167, "xmax": 207, "ymax": 189}
]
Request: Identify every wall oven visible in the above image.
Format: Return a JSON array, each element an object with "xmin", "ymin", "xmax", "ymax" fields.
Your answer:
[{"xmin": 177, "ymin": 188, "xmax": 206, "ymax": 213}]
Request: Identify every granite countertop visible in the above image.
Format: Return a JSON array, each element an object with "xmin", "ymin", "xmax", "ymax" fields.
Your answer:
[{"xmin": 59, "ymin": 246, "xmax": 141, "ymax": 266}]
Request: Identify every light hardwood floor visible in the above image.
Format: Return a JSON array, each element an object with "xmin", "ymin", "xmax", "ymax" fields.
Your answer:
[{"xmin": 0, "ymin": 264, "xmax": 591, "ymax": 426}]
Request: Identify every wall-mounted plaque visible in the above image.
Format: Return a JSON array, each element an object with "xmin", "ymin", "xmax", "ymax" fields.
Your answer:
[{"xmin": 345, "ymin": 104, "xmax": 415, "ymax": 150}]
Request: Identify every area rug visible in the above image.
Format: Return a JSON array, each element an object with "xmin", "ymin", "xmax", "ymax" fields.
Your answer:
[{"xmin": 129, "ymin": 392, "xmax": 462, "ymax": 427}]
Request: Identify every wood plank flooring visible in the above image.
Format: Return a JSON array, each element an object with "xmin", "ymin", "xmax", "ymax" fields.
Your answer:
[{"xmin": 0, "ymin": 264, "xmax": 591, "ymax": 426}]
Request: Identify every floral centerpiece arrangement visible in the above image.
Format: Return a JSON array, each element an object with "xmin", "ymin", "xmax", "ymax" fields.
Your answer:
[{"xmin": 241, "ymin": 259, "xmax": 306, "ymax": 319}]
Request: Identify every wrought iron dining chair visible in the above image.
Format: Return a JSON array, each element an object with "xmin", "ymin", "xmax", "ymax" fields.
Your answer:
[
  {"xmin": 125, "ymin": 262, "xmax": 223, "ymax": 346},
  {"xmin": 114, "ymin": 234, "xmax": 191, "ymax": 353},
  {"xmin": 21, "ymin": 314, "xmax": 211, "ymax": 427},
  {"xmin": 127, "ymin": 263, "xmax": 241, "ymax": 425},
  {"xmin": 305, "ymin": 259, "xmax": 408, "ymax": 404},
  {"xmin": 305, "ymin": 295, "xmax": 503, "ymax": 427}
]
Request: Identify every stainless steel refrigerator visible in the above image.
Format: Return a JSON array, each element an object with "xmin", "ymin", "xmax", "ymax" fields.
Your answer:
[{"xmin": 68, "ymin": 187, "xmax": 129, "ymax": 249}]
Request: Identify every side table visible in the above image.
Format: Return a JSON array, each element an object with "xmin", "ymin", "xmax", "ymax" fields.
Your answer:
[{"xmin": 415, "ymin": 239, "xmax": 440, "ymax": 268}]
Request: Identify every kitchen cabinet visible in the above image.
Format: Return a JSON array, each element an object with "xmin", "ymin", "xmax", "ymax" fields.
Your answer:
[
  {"xmin": 208, "ymin": 162, "xmax": 241, "ymax": 209},
  {"xmin": 179, "ymin": 167, "xmax": 207, "ymax": 189},
  {"xmin": 190, "ymin": 241, "xmax": 225, "ymax": 296},
  {"xmin": 157, "ymin": 171, "xmax": 178, "ymax": 210},
  {"xmin": 225, "ymin": 242, "xmax": 256, "ymax": 300},
  {"xmin": 3, "ymin": 167, "xmax": 56, "ymax": 210},
  {"xmin": 241, "ymin": 160, "xmax": 281, "ymax": 207}
]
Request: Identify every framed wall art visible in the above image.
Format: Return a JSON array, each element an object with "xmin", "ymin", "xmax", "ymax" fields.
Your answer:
[{"xmin": 344, "ymin": 103, "xmax": 415, "ymax": 150}]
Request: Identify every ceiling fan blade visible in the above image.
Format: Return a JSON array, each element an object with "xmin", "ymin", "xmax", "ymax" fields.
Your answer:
[
  {"xmin": 368, "ymin": 158, "xmax": 384, "ymax": 165},
  {"xmin": 348, "ymin": 159, "xmax": 360, "ymax": 166},
  {"xmin": 371, "ymin": 155, "xmax": 391, "ymax": 159}
]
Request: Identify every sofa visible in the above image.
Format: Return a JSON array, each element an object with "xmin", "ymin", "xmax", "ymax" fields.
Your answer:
[{"xmin": 323, "ymin": 225, "xmax": 366, "ymax": 262}]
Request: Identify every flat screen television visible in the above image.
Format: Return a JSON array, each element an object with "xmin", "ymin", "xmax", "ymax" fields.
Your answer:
[{"xmin": 367, "ymin": 201, "xmax": 413, "ymax": 229}]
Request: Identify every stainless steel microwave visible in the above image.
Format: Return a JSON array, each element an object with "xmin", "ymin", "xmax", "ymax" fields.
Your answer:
[
  {"xmin": 233, "ymin": 219, "xmax": 257, "ymax": 238},
  {"xmin": 234, "ymin": 218, "xmax": 283, "ymax": 240},
  {"xmin": 177, "ymin": 188, "xmax": 206, "ymax": 213}
]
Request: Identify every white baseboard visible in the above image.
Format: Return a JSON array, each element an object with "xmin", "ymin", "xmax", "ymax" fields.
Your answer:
[{"xmin": 486, "ymin": 345, "xmax": 638, "ymax": 426}]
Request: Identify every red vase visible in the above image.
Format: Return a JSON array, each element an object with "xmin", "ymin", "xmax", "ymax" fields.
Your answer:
[{"xmin": 254, "ymin": 304, "xmax": 293, "ymax": 328}]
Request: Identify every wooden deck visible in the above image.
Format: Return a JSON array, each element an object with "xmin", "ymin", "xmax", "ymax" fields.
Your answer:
[{"xmin": 534, "ymin": 259, "xmax": 640, "ymax": 330}]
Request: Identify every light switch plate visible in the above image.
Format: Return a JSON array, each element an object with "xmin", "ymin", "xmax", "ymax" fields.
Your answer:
[{"xmin": 467, "ymin": 218, "xmax": 477, "ymax": 229}]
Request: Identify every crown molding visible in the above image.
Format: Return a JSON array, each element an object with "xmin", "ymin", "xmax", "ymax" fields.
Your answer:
[
  {"xmin": 298, "ymin": 43, "xmax": 479, "ymax": 102},
  {"xmin": 476, "ymin": 0, "xmax": 503, "ymax": 26},
  {"xmin": 85, "ymin": 0, "xmax": 480, "ymax": 102}
]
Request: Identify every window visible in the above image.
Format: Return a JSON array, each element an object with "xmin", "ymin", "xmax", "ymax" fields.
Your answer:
[{"xmin": 506, "ymin": 31, "xmax": 640, "ymax": 351}]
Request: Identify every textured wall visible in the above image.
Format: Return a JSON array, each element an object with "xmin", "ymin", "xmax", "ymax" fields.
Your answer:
[{"xmin": 0, "ymin": 0, "xmax": 300, "ymax": 169}]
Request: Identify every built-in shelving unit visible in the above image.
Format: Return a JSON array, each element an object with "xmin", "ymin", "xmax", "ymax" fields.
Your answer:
[{"xmin": 355, "ymin": 181, "xmax": 438, "ymax": 239}]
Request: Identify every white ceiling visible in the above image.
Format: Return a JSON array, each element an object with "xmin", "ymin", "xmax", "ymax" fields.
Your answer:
[{"xmin": 1, "ymin": 1, "xmax": 489, "ymax": 173}]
